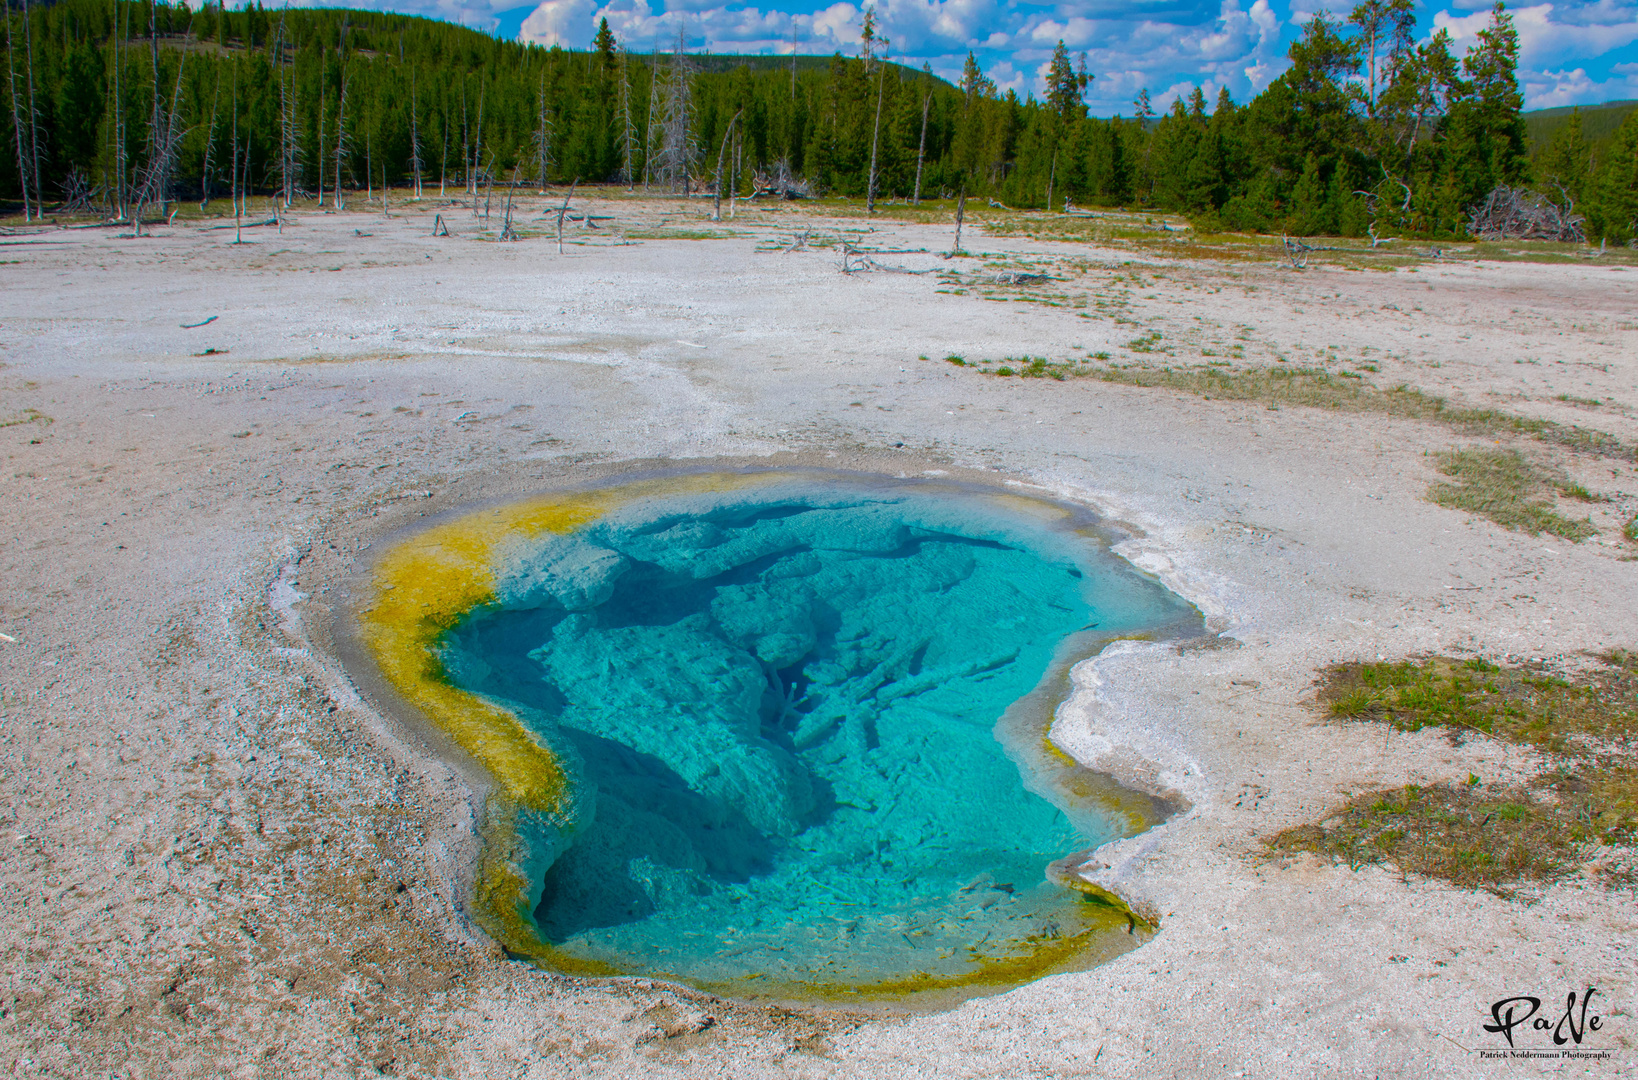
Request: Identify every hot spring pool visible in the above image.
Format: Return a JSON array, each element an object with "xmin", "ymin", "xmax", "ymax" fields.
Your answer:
[{"xmin": 357, "ymin": 472, "xmax": 1198, "ymax": 1002}]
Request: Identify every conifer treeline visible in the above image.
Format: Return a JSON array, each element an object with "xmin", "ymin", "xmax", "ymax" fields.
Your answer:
[{"xmin": 3, "ymin": 0, "xmax": 1636, "ymax": 240}]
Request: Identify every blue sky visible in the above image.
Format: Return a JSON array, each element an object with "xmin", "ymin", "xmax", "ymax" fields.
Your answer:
[{"xmin": 348, "ymin": 0, "xmax": 1634, "ymax": 112}]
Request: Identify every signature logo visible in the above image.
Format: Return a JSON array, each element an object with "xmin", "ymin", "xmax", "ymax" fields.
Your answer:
[{"xmin": 1483, "ymin": 988, "xmax": 1603, "ymax": 1048}]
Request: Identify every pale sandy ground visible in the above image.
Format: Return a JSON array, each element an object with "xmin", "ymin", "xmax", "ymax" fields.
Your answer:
[{"xmin": 1, "ymin": 194, "xmax": 1636, "ymax": 1079}]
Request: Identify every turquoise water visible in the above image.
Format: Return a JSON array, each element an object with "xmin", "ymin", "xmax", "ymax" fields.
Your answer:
[{"xmin": 437, "ymin": 477, "xmax": 1192, "ymax": 991}]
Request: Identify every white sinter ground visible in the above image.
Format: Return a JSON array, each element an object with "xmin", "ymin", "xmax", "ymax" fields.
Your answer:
[{"xmin": 0, "ymin": 195, "xmax": 1635, "ymax": 1076}]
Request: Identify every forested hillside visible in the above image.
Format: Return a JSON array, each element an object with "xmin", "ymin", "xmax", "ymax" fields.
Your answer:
[{"xmin": 4, "ymin": 0, "xmax": 1637, "ymax": 241}]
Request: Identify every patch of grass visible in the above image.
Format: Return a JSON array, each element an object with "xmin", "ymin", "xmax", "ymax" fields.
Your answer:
[
  {"xmin": 1085, "ymin": 366, "xmax": 1632, "ymax": 460},
  {"xmin": 1427, "ymin": 448, "xmax": 1596, "ymax": 541},
  {"xmin": 1001, "ymin": 355, "xmax": 1068, "ymax": 380},
  {"xmin": 1626, "ymin": 515, "xmax": 1638, "ymax": 544},
  {"xmin": 1264, "ymin": 779, "xmax": 1631, "ymax": 890},
  {"xmin": 1315, "ymin": 653, "xmax": 1637, "ymax": 753},
  {"xmin": 1266, "ymin": 782, "xmax": 1585, "ymax": 889},
  {"xmin": 1559, "ymin": 481, "xmax": 1607, "ymax": 502},
  {"xmin": 0, "ymin": 408, "xmax": 52, "ymax": 428},
  {"xmin": 1270, "ymin": 652, "xmax": 1638, "ymax": 892},
  {"xmin": 943, "ymin": 359, "xmax": 1633, "ymax": 464},
  {"xmin": 944, "ymin": 354, "xmax": 966, "ymax": 366},
  {"xmin": 623, "ymin": 227, "xmax": 737, "ymax": 241},
  {"xmin": 1126, "ymin": 330, "xmax": 1163, "ymax": 353}
]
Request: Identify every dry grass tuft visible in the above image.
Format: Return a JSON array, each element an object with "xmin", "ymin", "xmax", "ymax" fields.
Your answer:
[
  {"xmin": 1267, "ymin": 782, "xmax": 1585, "ymax": 889},
  {"xmin": 1089, "ymin": 366, "xmax": 1632, "ymax": 460},
  {"xmin": 1318, "ymin": 652, "xmax": 1637, "ymax": 754},
  {"xmin": 1270, "ymin": 652, "xmax": 1638, "ymax": 892},
  {"xmin": 1426, "ymin": 448, "xmax": 1597, "ymax": 541},
  {"xmin": 951, "ymin": 360, "xmax": 1634, "ymax": 462}
]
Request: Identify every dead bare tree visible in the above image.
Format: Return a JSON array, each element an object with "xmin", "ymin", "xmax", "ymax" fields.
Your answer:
[
  {"xmin": 730, "ymin": 126, "xmax": 741, "ymax": 218},
  {"xmin": 274, "ymin": 11, "xmax": 300, "ymax": 209},
  {"xmin": 458, "ymin": 81, "xmax": 468, "ymax": 196},
  {"xmin": 617, "ymin": 45, "xmax": 636, "ymax": 189},
  {"xmin": 142, "ymin": 0, "xmax": 160, "ymax": 220},
  {"xmin": 499, "ymin": 167, "xmax": 519, "ymax": 241},
  {"xmin": 130, "ymin": 42, "xmax": 188, "ymax": 234},
  {"xmin": 1467, "ymin": 185, "xmax": 1586, "ymax": 243},
  {"xmin": 912, "ymin": 88, "xmax": 929, "ymax": 206},
  {"xmin": 199, "ymin": 68, "xmax": 221, "ymax": 209},
  {"xmin": 469, "ymin": 79, "xmax": 486, "ymax": 205},
  {"xmin": 642, "ymin": 67, "xmax": 660, "ymax": 191},
  {"xmin": 652, "ymin": 27, "xmax": 698, "ymax": 193},
  {"xmin": 865, "ymin": 41, "xmax": 887, "ymax": 214},
  {"xmin": 533, "ymin": 72, "xmax": 552, "ymax": 194},
  {"xmin": 5, "ymin": 4, "xmax": 32, "ymax": 220},
  {"xmin": 1046, "ymin": 147, "xmax": 1059, "ymax": 215},
  {"xmin": 711, "ymin": 108, "xmax": 741, "ymax": 222},
  {"xmin": 481, "ymin": 153, "xmax": 496, "ymax": 222},
  {"xmin": 229, "ymin": 59, "xmax": 244, "ymax": 242},
  {"xmin": 107, "ymin": 0, "xmax": 124, "ymax": 219},
  {"xmin": 333, "ymin": 20, "xmax": 350, "ymax": 210},
  {"xmin": 949, "ymin": 184, "xmax": 966, "ymax": 255},
  {"xmin": 408, "ymin": 69, "xmax": 423, "ymax": 199},
  {"xmin": 315, "ymin": 50, "xmax": 327, "ymax": 206},
  {"xmin": 553, "ymin": 177, "xmax": 578, "ymax": 254},
  {"xmin": 22, "ymin": 0, "xmax": 41, "ymax": 216}
]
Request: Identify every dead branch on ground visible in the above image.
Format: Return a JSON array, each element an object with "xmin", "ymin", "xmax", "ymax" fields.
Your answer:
[
  {"xmin": 553, "ymin": 178, "xmax": 579, "ymax": 253},
  {"xmin": 499, "ymin": 168, "xmax": 520, "ymax": 241},
  {"xmin": 1280, "ymin": 234, "xmax": 1309, "ymax": 269},
  {"xmin": 839, "ymin": 240, "xmax": 934, "ymax": 275},
  {"xmin": 1467, "ymin": 185, "xmax": 1585, "ymax": 243},
  {"xmin": 750, "ymin": 159, "xmax": 812, "ymax": 200}
]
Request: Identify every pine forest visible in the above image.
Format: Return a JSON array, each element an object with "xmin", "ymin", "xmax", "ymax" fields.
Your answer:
[{"xmin": 3, "ymin": 0, "xmax": 1636, "ymax": 242}]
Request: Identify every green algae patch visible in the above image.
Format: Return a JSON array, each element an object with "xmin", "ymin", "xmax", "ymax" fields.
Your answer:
[
  {"xmin": 799, "ymin": 895, "xmax": 1148, "ymax": 1004},
  {"xmin": 360, "ymin": 495, "xmax": 607, "ymax": 813}
]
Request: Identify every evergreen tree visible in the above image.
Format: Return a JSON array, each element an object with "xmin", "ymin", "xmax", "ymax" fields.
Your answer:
[
  {"xmin": 592, "ymin": 17, "xmax": 616, "ymax": 62},
  {"xmin": 1045, "ymin": 41, "xmax": 1087, "ymax": 122},
  {"xmin": 1535, "ymin": 109, "xmax": 1591, "ymax": 209},
  {"xmin": 1586, "ymin": 111, "xmax": 1638, "ymax": 242},
  {"xmin": 0, "ymin": 0, "xmax": 1565, "ymax": 241}
]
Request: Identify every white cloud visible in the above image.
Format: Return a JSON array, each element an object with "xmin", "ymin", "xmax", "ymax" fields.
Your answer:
[
  {"xmin": 1521, "ymin": 64, "xmax": 1638, "ymax": 107},
  {"xmin": 987, "ymin": 59, "xmax": 1026, "ymax": 94},
  {"xmin": 1153, "ymin": 79, "xmax": 1200, "ymax": 110},
  {"xmin": 1244, "ymin": 59, "xmax": 1274, "ymax": 87},
  {"xmin": 1432, "ymin": 2, "xmax": 1638, "ymax": 66},
  {"xmin": 1249, "ymin": 0, "xmax": 1279, "ymax": 39},
  {"xmin": 519, "ymin": 0, "xmax": 599, "ymax": 45},
  {"xmin": 452, "ymin": 0, "xmax": 1637, "ymax": 114}
]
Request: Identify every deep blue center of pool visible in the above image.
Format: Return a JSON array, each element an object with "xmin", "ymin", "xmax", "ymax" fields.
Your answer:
[{"xmin": 437, "ymin": 482, "xmax": 1185, "ymax": 989}]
